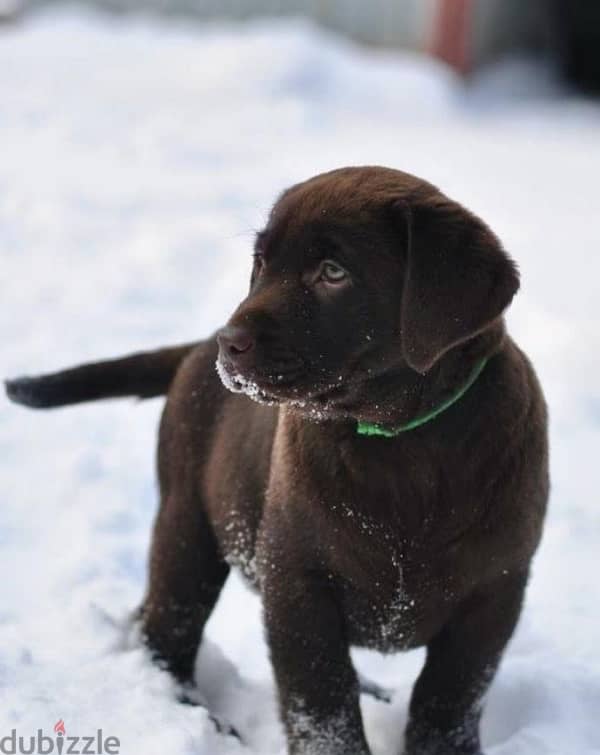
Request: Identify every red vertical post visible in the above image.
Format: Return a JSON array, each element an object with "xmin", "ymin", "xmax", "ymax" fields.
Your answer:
[{"xmin": 430, "ymin": 0, "xmax": 474, "ymax": 75}]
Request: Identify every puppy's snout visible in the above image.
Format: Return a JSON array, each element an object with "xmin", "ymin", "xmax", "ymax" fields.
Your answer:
[{"xmin": 217, "ymin": 325, "xmax": 255, "ymax": 361}]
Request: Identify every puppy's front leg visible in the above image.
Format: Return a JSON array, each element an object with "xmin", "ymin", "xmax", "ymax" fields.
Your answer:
[
  {"xmin": 263, "ymin": 566, "xmax": 371, "ymax": 755},
  {"xmin": 404, "ymin": 570, "xmax": 529, "ymax": 755}
]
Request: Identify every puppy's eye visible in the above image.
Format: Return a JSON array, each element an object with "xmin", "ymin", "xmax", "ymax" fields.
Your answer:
[{"xmin": 319, "ymin": 260, "xmax": 348, "ymax": 285}]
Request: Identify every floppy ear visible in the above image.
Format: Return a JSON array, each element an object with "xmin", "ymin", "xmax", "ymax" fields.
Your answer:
[{"xmin": 399, "ymin": 195, "xmax": 519, "ymax": 373}]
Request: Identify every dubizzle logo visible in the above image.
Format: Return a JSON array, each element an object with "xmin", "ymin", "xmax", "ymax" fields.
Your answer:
[{"xmin": 0, "ymin": 720, "xmax": 120, "ymax": 755}]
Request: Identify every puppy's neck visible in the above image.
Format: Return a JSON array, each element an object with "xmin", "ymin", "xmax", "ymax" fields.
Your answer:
[{"xmin": 289, "ymin": 321, "xmax": 507, "ymax": 435}]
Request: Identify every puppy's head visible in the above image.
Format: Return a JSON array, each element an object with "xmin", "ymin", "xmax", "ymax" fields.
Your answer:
[{"xmin": 216, "ymin": 167, "xmax": 518, "ymax": 418}]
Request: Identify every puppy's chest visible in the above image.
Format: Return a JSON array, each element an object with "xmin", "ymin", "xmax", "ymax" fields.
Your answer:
[
  {"xmin": 339, "ymin": 556, "xmax": 451, "ymax": 652},
  {"xmin": 321, "ymin": 506, "xmax": 463, "ymax": 652}
]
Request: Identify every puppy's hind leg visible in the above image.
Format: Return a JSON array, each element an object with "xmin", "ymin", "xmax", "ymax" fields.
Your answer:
[
  {"xmin": 139, "ymin": 490, "xmax": 229, "ymax": 688},
  {"xmin": 137, "ymin": 497, "xmax": 241, "ymax": 740}
]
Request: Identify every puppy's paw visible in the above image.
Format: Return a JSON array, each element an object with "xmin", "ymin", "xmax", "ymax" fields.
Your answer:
[
  {"xmin": 177, "ymin": 682, "xmax": 242, "ymax": 741},
  {"xmin": 176, "ymin": 681, "xmax": 208, "ymax": 707}
]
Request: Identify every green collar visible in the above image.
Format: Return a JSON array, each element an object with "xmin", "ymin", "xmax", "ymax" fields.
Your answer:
[{"xmin": 356, "ymin": 356, "xmax": 489, "ymax": 438}]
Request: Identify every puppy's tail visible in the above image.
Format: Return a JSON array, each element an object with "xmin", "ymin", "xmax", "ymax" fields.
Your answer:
[{"xmin": 5, "ymin": 342, "xmax": 197, "ymax": 409}]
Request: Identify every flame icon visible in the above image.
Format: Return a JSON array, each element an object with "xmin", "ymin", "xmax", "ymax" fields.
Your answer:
[{"xmin": 54, "ymin": 720, "xmax": 66, "ymax": 736}]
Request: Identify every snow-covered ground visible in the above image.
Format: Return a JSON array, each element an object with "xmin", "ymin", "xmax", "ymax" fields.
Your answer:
[{"xmin": 1, "ymin": 9, "xmax": 600, "ymax": 755}]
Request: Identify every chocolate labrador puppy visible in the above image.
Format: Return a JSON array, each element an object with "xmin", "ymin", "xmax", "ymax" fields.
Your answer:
[{"xmin": 6, "ymin": 167, "xmax": 549, "ymax": 755}]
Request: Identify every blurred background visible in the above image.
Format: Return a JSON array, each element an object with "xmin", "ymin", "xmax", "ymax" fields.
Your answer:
[
  {"xmin": 1, "ymin": 2, "xmax": 599, "ymax": 755},
  {"xmin": 3, "ymin": 0, "xmax": 600, "ymax": 90}
]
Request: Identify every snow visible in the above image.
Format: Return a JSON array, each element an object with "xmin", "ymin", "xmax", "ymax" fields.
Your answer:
[{"xmin": 1, "ymin": 9, "xmax": 600, "ymax": 755}]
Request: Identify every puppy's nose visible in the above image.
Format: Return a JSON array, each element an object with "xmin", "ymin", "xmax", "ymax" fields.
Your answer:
[{"xmin": 217, "ymin": 325, "xmax": 255, "ymax": 358}]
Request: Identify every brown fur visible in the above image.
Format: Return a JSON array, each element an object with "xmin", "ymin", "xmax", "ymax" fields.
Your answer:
[{"xmin": 7, "ymin": 167, "xmax": 549, "ymax": 755}]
